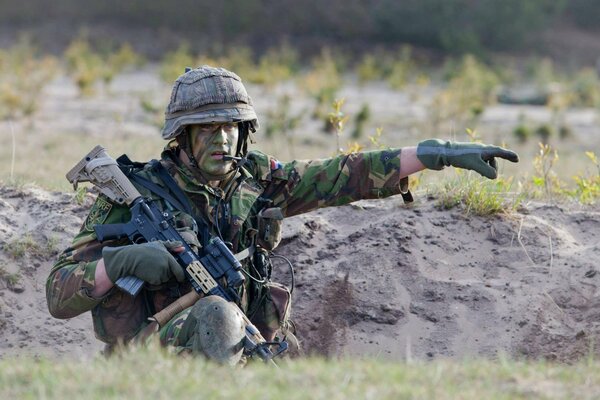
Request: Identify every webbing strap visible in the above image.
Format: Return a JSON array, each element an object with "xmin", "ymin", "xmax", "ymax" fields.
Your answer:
[{"xmin": 149, "ymin": 160, "xmax": 194, "ymax": 216}]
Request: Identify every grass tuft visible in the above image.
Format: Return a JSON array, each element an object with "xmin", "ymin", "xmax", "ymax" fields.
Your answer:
[
  {"xmin": 430, "ymin": 170, "xmax": 523, "ymax": 216},
  {"xmin": 4, "ymin": 233, "xmax": 59, "ymax": 260}
]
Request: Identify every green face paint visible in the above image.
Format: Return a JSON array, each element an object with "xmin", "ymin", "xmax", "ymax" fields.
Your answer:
[{"xmin": 189, "ymin": 123, "xmax": 239, "ymax": 177}]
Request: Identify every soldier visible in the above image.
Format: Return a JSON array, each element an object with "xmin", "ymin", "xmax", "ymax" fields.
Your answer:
[{"xmin": 46, "ymin": 66, "xmax": 519, "ymax": 364}]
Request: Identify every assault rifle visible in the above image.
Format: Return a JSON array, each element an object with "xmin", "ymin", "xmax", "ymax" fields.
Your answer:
[{"xmin": 66, "ymin": 145, "xmax": 287, "ymax": 363}]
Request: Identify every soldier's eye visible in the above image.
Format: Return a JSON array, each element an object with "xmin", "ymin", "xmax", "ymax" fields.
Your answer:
[{"xmin": 197, "ymin": 124, "xmax": 214, "ymax": 132}]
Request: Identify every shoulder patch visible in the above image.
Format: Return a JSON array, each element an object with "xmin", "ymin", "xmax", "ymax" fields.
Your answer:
[{"xmin": 83, "ymin": 196, "xmax": 113, "ymax": 232}]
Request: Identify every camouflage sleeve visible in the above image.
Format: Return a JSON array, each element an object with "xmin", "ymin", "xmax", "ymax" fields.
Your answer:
[
  {"xmin": 248, "ymin": 148, "xmax": 409, "ymax": 217},
  {"xmin": 46, "ymin": 195, "xmax": 130, "ymax": 319}
]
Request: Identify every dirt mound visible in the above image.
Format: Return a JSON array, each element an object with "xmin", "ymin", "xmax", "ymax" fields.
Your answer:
[
  {"xmin": 1, "ymin": 185, "xmax": 599, "ymax": 361},
  {"xmin": 275, "ymin": 198, "xmax": 600, "ymax": 362},
  {"xmin": 0, "ymin": 185, "xmax": 103, "ymax": 359}
]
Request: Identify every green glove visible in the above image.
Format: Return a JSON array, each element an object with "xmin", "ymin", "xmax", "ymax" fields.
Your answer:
[
  {"xmin": 102, "ymin": 241, "xmax": 186, "ymax": 285},
  {"xmin": 416, "ymin": 139, "xmax": 519, "ymax": 179}
]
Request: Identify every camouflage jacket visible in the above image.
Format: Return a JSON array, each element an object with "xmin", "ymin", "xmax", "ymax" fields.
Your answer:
[{"xmin": 46, "ymin": 146, "xmax": 410, "ymax": 345}]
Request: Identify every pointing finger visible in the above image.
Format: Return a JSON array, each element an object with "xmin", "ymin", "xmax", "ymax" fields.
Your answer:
[{"xmin": 484, "ymin": 147, "xmax": 519, "ymax": 163}]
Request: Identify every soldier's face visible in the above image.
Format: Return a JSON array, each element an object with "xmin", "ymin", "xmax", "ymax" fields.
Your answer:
[{"xmin": 189, "ymin": 123, "xmax": 239, "ymax": 177}]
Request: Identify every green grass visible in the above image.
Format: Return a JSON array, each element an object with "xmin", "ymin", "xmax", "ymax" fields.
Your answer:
[
  {"xmin": 0, "ymin": 264, "xmax": 21, "ymax": 287},
  {"xmin": 1, "ymin": 349, "xmax": 599, "ymax": 399},
  {"xmin": 3, "ymin": 233, "xmax": 59, "ymax": 260},
  {"xmin": 427, "ymin": 171, "xmax": 523, "ymax": 216}
]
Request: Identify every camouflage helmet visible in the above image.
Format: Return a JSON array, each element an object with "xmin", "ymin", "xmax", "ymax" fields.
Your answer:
[
  {"xmin": 188, "ymin": 296, "xmax": 246, "ymax": 365},
  {"xmin": 161, "ymin": 65, "xmax": 259, "ymax": 140}
]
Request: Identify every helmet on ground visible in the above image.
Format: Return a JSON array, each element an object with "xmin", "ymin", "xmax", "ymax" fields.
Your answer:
[
  {"xmin": 161, "ymin": 66, "xmax": 259, "ymax": 157},
  {"xmin": 187, "ymin": 295, "xmax": 246, "ymax": 365}
]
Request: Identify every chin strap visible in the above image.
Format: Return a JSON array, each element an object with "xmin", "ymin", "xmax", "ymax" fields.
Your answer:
[{"xmin": 235, "ymin": 121, "xmax": 256, "ymax": 157}]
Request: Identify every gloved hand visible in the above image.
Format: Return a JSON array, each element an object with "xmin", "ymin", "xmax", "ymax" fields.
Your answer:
[
  {"xmin": 102, "ymin": 241, "xmax": 186, "ymax": 285},
  {"xmin": 417, "ymin": 139, "xmax": 519, "ymax": 179}
]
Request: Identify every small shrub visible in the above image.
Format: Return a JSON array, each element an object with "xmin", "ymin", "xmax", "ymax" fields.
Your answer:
[
  {"xmin": 368, "ymin": 127, "xmax": 387, "ymax": 150},
  {"xmin": 328, "ymin": 98, "xmax": 349, "ymax": 153},
  {"xmin": 103, "ymin": 43, "xmax": 145, "ymax": 85},
  {"xmin": 4, "ymin": 233, "xmax": 59, "ymax": 260},
  {"xmin": 513, "ymin": 124, "xmax": 532, "ymax": 143},
  {"xmin": 386, "ymin": 46, "xmax": 416, "ymax": 90},
  {"xmin": 531, "ymin": 143, "xmax": 562, "ymax": 199},
  {"xmin": 535, "ymin": 124, "xmax": 552, "ymax": 144},
  {"xmin": 568, "ymin": 152, "xmax": 600, "ymax": 204},
  {"xmin": 526, "ymin": 57, "xmax": 558, "ymax": 88},
  {"xmin": 250, "ymin": 43, "xmax": 299, "ymax": 87},
  {"xmin": 351, "ymin": 103, "xmax": 371, "ymax": 139},
  {"xmin": 302, "ymin": 48, "xmax": 342, "ymax": 123},
  {"xmin": 356, "ymin": 54, "xmax": 383, "ymax": 84},
  {"xmin": 264, "ymin": 94, "xmax": 303, "ymax": 159},
  {"xmin": 429, "ymin": 54, "xmax": 499, "ymax": 133},
  {"xmin": 569, "ymin": 68, "xmax": 600, "ymax": 108},
  {"xmin": 0, "ymin": 37, "xmax": 57, "ymax": 120},
  {"xmin": 559, "ymin": 125, "xmax": 572, "ymax": 140},
  {"xmin": 0, "ymin": 265, "xmax": 21, "ymax": 287},
  {"xmin": 160, "ymin": 44, "xmax": 194, "ymax": 83},
  {"xmin": 64, "ymin": 38, "xmax": 106, "ymax": 96}
]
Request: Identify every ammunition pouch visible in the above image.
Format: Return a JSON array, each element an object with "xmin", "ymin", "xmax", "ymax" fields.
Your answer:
[
  {"xmin": 249, "ymin": 281, "xmax": 292, "ymax": 342},
  {"xmin": 256, "ymin": 207, "xmax": 283, "ymax": 251}
]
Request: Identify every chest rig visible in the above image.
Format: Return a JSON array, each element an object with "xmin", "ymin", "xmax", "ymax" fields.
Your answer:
[{"xmin": 115, "ymin": 155, "xmax": 288, "ymax": 299}]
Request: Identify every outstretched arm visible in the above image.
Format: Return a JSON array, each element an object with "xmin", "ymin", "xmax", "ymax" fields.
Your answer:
[{"xmin": 399, "ymin": 146, "xmax": 426, "ymax": 178}]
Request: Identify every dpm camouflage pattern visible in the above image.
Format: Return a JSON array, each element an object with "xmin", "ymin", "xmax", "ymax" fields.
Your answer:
[{"xmin": 46, "ymin": 145, "xmax": 410, "ymax": 350}]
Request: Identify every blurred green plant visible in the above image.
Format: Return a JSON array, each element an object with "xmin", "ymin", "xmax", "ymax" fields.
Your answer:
[
  {"xmin": 531, "ymin": 143, "xmax": 561, "ymax": 199},
  {"xmin": 102, "ymin": 43, "xmax": 145, "ymax": 86},
  {"xmin": 569, "ymin": 68, "xmax": 600, "ymax": 108},
  {"xmin": 302, "ymin": 48, "xmax": 342, "ymax": 126},
  {"xmin": 429, "ymin": 54, "xmax": 499, "ymax": 133},
  {"xmin": 513, "ymin": 125, "xmax": 532, "ymax": 143},
  {"xmin": 138, "ymin": 93, "xmax": 165, "ymax": 130},
  {"xmin": 0, "ymin": 37, "xmax": 58, "ymax": 120},
  {"xmin": 368, "ymin": 127, "xmax": 387, "ymax": 150},
  {"xmin": 558, "ymin": 125, "xmax": 572, "ymax": 140},
  {"xmin": 64, "ymin": 38, "xmax": 107, "ymax": 96},
  {"xmin": 0, "ymin": 264, "xmax": 22, "ymax": 290},
  {"xmin": 328, "ymin": 98, "xmax": 349, "ymax": 153},
  {"xmin": 65, "ymin": 39, "xmax": 142, "ymax": 94},
  {"xmin": 160, "ymin": 44, "xmax": 195, "ymax": 83},
  {"xmin": 264, "ymin": 94, "xmax": 303, "ymax": 159},
  {"xmin": 386, "ymin": 46, "xmax": 417, "ymax": 90},
  {"xmin": 535, "ymin": 124, "xmax": 553, "ymax": 145},
  {"xmin": 250, "ymin": 43, "xmax": 300, "ymax": 88},
  {"xmin": 356, "ymin": 54, "xmax": 383, "ymax": 84},
  {"xmin": 351, "ymin": 103, "xmax": 371, "ymax": 139},
  {"xmin": 526, "ymin": 57, "xmax": 559, "ymax": 88},
  {"xmin": 567, "ymin": 152, "xmax": 600, "ymax": 204}
]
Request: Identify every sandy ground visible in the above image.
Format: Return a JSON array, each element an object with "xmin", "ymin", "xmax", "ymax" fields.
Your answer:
[{"xmin": 1, "ymin": 184, "xmax": 599, "ymax": 362}]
